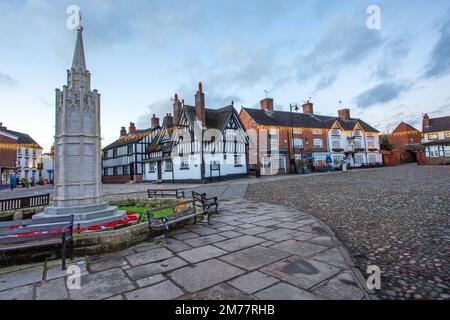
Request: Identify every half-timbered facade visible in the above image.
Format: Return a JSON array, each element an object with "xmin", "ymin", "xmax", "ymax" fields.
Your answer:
[
  {"xmin": 102, "ymin": 120, "xmax": 160, "ymax": 183},
  {"xmin": 144, "ymin": 83, "xmax": 248, "ymax": 183}
]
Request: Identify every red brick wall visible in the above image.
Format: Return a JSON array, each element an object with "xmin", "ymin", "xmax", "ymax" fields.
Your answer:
[{"xmin": 0, "ymin": 135, "xmax": 17, "ymax": 167}]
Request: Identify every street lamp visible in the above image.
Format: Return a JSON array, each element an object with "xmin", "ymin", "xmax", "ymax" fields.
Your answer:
[{"xmin": 289, "ymin": 104, "xmax": 299, "ymax": 171}]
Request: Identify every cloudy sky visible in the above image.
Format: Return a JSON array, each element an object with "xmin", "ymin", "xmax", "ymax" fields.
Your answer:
[{"xmin": 1, "ymin": 0, "xmax": 449, "ymax": 152}]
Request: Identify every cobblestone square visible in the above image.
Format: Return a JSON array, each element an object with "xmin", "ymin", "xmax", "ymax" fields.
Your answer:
[{"xmin": 247, "ymin": 165, "xmax": 450, "ymax": 300}]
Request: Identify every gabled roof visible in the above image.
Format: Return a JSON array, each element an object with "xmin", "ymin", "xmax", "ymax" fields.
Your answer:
[
  {"xmin": 316, "ymin": 115, "xmax": 380, "ymax": 133},
  {"xmin": 423, "ymin": 116, "xmax": 450, "ymax": 133},
  {"xmin": 183, "ymin": 105, "xmax": 236, "ymax": 131},
  {"xmin": 0, "ymin": 128, "xmax": 42, "ymax": 148},
  {"xmin": 242, "ymin": 108, "xmax": 327, "ymax": 129},
  {"xmin": 242, "ymin": 108, "xmax": 379, "ymax": 133},
  {"xmin": 392, "ymin": 122, "xmax": 419, "ymax": 133}
]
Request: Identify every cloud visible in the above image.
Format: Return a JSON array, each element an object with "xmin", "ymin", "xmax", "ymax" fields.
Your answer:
[
  {"xmin": 424, "ymin": 15, "xmax": 450, "ymax": 78},
  {"xmin": 355, "ymin": 82, "xmax": 412, "ymax": 108},
  {"xmin": 372, "ymin": 38, "xmax": 410, "ymax": 80},
  {"xmin": 136, "ymin": 100, "xmax": 171, "ymax": 129},
  {"xmin": 315, "ymin": 74, "xmax": 338, "ymax": 92},
  {"xmin": 0, "ymin": 72, "xmax": 18, "ymax": 87},
  {"xmin": 296, "ymin": 17, "xmax": 384, "ymax": 88}
]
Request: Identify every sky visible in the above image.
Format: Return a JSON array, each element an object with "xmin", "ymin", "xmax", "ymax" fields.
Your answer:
[{"xmin": 1, "ymin": 0, "xmax": 450, "ymax": 152}]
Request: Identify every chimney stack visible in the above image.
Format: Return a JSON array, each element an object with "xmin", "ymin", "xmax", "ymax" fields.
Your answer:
[
  {"xmin": 164, "ymin": 113, "xmax": 174, "ymax": 128},
  {"xmin": 128, "ymin": 122, "xmax": 136, "ymax": 134},
  {"xmin": 302, "ymin": 101, "xmax": 314, "ymax": 115},
  {"xmin": 423, "ymin": 114, "xmax": 430, "ymax": 130},
  {"xmin": 195, "ymin": 82, "xmax": 206, "ymax": 126},
  {"xmin": 260, "ymin": 98, "xmax": 274, "ymax": 111},
  {"xmin": 173, "ymin": 93, "xmax": 182, "ymax": 125},
  {"xmin": 0, "ymin": 122, "xmax": 6, "ymax": 131},
  {"xmin": 120, "ymin": 127, "xmax": 127, "ymax": 137},
  {"xmin": 151, "ymin": 114, "xmax": 160, "ymax": 129},
  {"xmin": 338, "ymin": 108, "xmax": 351, "ymax": 120}
]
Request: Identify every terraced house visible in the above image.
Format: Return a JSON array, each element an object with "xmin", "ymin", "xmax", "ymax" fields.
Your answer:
[
  {"xmin": 421, "ymin": 114, "xmax": 450, "ymax": 165},
  {"xmin": 144, "ymin": 83, "xmax": 248, "ymax": 183},
  {"xmin": 102, "ymin": 120, "xmax": 160, "ymax": 183},
  {"xmin": 0, "ymin": 122, "xmax": 43, "ymax": 188},
  {"xmin": 240, "ymin": 99, "xmax": 382, "ymax": 174}
]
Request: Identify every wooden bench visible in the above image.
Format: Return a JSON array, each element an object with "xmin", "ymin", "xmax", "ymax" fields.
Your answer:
[
  {"xmin": 146, "ymin": 200, "xmax": 212, "ymax": 241},
  {"xmin": 192, "ymin": 191, "xmax": 219, "ymax": 215},
  {"xmin": 147, "ymin": 189, "xmax": 185, "ymax": 200},
  {"xmin": 0, "ymin": 194, "xmax": 50, "ymax": 212},
  {"xmin": 0, "ymin": 215, "xmax": 75, "ymax": 270}
]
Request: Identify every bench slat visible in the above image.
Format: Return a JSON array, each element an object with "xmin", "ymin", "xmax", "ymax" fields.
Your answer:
[
  {"xmin": 0, "ymin": 239, "xmax": 62, "ymax": 251},
  {"xmin": 0, "ymin": 216, "xmax": 73, "ymax": 228},
  {"xmin": 0, "ymin": 232, "xmax": 61, "ymax": 245},
  {"xmin": 0, "ymin": 223, "xmax": 68, "ymax": 236}
]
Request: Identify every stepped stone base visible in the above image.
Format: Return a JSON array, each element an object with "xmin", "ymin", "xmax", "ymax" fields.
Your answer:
[{"xmin": 33, "ymin": 203, "xmax": 126, "ymax": 228}]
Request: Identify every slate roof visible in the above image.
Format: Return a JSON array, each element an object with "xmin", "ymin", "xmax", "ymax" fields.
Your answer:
[
  {"xmin": 423, "ymin": 116, "xmax": 450, "ymax": 133},
  {"xmin": 242, "ymin": 108, "xmax": 379, "ymax": 133},
  {"xmin": 0, "ymin": 128, "xmax": 42, "ymax": 147},
  {"xmin": 103, "ymin": 128, "xmax": 154, "ymax": 150},
  {"xmin": 183, "ymin": 105, "xmax": 235, "ymax": 131}
]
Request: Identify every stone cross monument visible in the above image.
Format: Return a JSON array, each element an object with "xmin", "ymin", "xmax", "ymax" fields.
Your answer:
[{"xmin": 36, "ymin": 22, "xmax": 123, "ymax": 226}]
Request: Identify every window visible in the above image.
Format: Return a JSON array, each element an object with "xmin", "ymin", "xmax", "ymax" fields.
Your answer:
[
  {"xmin": 445, "ymin": 132, "xmax": 450, "ymax": 138},
  {"xmin": 269, "ymin": 129, "xmax": 278, "ymax": 148},
  {"xmin": 355, "ymin": 156, "xmax": 364, "ymax": 164},
  {"xmin": 234, "ymin": 155, "xmax": 242, "ymax": 167},
  {"xmin": 312, "ymin": 154, "xmax": 327, "ymax": 167},
  {"xmin": 333, "ymin": 155, "xmax": 343, "ymax": 165},
  {"xmin": 293, "ymin": 128, "xmax": 302, "ymax": 134},
  {"xmin": 180, "ymin": 157, "xmax": 190, "ymax": 170},
  {"xmin": 312, "ymin": 129, "xmax": 322, "ymax": 135},
  {"xmin": 368, "ymin": 155, "xmax": 377, "ymax": 163},
  {"xmin": 123, "ymin": 166, "xmax": 129, "ymax": 175},
  {"xmin": 354, "ymin": 129, "xmax": 362, "ymax": 137},
  {"xmin": 149, "ymin": 162, "xmax": 156, "ymax": 173},
  {"xmin": 332, "ymin": 128, "xmax": 340, "ymax": 136},
  {"xmin": 113, "ymin": 149, "xmax": 118, "ymax": 158},
  {"xmin": 368, "ymin": 141, "xmax": 376, "ymax": 149},
  {"xmin": 165, "ymin": 160, "xmax": 173, "ymax": 172},
  {"xmin": 295, "ymin": 154, "xmax": 302, "ymax": 161},
  {"xmin": 127, "ymin": 145, "xmax": 133, "ymax": 154},
  {"xmin": 354, "ymin": 140, "xmax": 362, "ymax": 149},
  {"xmin": 293, "ymin": 138, "xmax": 303, "ymax": 148},
  {"xmin": 332, "ymin": 140, "xmax": 340, "ymax": 149},
  {"xmin": 113, "ymin": 167, "xmax": 118, "ymax": 175},
  {"xmin": 428, "ymin": 133, "xmax": 438, "ymax": 140},
  {"xmin": 313, "ymin": 139, "xmax": 323, "ymax": 148}
]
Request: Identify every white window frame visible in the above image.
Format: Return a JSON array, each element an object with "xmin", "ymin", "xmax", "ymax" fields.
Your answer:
[{"xmin": 313, "ymin": 139, "xmax": 323, "ymax": 149}]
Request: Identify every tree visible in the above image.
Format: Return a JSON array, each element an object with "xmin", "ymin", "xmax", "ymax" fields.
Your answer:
[{"xmin": 380, "ymin": 136, "xmax": 394, "ymax": 151}]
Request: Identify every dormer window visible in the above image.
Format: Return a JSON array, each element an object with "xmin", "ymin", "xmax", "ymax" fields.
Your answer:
[
  {"xmin": 354, "ymin": 129, "xmax": 362, "ymax": 137},
  {"xmin": 332, "ymin": 128, "xmax": 340, "ymax": 136},
  {"xmin": 428, "ymin": 133, "xmax": 438, "ymax": 140}
]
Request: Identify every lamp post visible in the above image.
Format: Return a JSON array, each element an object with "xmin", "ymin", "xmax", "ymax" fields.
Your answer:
[{"xmin": 289, "ymin": 104, "xmax": 299, "ymax": 173}]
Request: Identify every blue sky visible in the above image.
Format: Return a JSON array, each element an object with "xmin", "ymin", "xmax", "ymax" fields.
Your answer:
[{"xmin": 1, "ymin": 0, "xmax": 449, "ymax": 152}]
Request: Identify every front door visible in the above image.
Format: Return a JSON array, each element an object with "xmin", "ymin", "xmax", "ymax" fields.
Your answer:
[{"xmin": 157, "ymin": 161, "xmax": 162, "ymax": 180}]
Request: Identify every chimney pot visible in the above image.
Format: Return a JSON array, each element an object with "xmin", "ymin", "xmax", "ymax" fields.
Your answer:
[
  {"xmin": 120, "ymin": 127, "xmax": 127, "ymax": 137},
  {"xmin": 260, "ymin": 98, "xmax": 274, "ymax": 111}
]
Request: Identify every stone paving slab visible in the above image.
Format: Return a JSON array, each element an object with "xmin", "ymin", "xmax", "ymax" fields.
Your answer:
[
  {"xmin": 167, "ymin": 259, "xmax": 245, "ymax": 293},
  {"xmin": 0, "ymin": 199, "xmax": 369, "ymax": 300},
  {"xmin": 125, "ymin": 280, "xmax": 184, "ymax": 300},
  {"xmin": 220, "ymin": 246, "xmax": 290, "ymax": 271}
]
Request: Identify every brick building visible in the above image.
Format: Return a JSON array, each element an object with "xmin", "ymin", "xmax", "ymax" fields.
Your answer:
[
  {"xmin": 380, "ymin": 122, "xmax": 423, "ymax": 166},
  {"xmin": 240, "ymin": 98, "xmax": 381, "ymax": 174}
]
